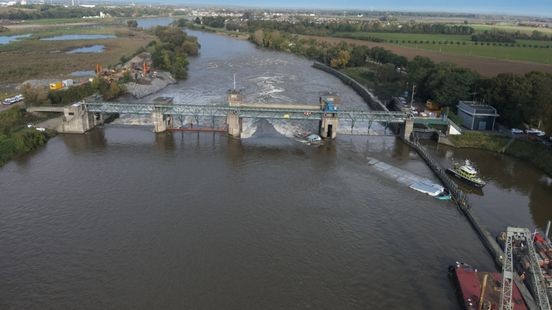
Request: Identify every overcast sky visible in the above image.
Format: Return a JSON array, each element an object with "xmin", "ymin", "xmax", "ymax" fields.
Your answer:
[{"xmin": 171, "ymin": 0, "xmax": 552, "ymax": 17}]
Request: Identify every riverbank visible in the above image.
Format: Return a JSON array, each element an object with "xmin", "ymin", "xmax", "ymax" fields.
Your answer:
[
  {"xmin": 182, "ymin": 23, "xmax": 249, "ymax": 41},
  {"xmin": 0, "ymin": 106, "xmax": 52, "ymax": 167},
  {"xmin": 448, "ymin": 131, "xmax": 552, "ymax": 176}
]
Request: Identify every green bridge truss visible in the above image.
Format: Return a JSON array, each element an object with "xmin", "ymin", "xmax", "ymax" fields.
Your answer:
[{"xmin": 84, "ymin": 102, "xmax": 448, "ymax": 126}]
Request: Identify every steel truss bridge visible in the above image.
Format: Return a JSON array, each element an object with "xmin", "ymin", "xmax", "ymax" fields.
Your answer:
[{"xmin": 84, "ymin": 102, "xmax": 449, "ymax": 125}]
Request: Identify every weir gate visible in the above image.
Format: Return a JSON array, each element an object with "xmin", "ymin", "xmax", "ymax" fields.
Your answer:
[{"xmin": 34, "ymin": 93, "xmax": 450, "ymax": 140}]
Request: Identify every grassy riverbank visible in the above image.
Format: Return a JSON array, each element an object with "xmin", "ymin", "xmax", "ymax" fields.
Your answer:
[
  {"xmin": 449, "ymin": 131, "xmax": 552, "ymax": 176},
  {"xmin": 0, "ymin": 106, "xmax": 51, "ymax": 167}
]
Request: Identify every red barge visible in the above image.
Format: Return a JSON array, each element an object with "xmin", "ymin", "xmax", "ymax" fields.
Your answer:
[{"xmin": 449, "ymin": 262, "xmax": 528, "ymax": 310}]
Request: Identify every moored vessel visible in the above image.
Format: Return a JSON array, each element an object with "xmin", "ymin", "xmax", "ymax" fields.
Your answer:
[
  {"xmin": 449, "ymin": 262, "xmax": 528, "ymax": 310},
  {"xmin": 446, "ymin": 160, "xmax": 486, "ymax": 188}
]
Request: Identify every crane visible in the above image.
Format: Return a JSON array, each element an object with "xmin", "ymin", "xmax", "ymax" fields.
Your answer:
[{"xmin": 501, "ymin": 227, "xmax": 551, "ymax": 310}]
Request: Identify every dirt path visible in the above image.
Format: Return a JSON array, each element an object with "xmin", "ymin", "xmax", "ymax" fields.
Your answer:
[{"xmin": 302, "ymin": 35, "xmax": 552, "ymax": 77}]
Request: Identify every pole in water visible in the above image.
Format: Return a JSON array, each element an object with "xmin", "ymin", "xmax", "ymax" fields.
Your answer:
[
  {"xmin": 233, "ymin": 74, "xmax": 236, "ymax": 91},
  {"xmin": 546, "ymin": 220, "xmax": 551, "ymax": 241}
]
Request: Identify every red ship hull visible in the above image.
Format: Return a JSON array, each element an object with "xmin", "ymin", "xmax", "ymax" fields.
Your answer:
[{"xmin": 449, "ymin": 262, "xmax": 528, "ymax": 310}]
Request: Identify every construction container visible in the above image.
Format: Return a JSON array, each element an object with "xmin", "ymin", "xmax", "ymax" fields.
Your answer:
[
  {"xmin": 62, "ymin": 79, "xmax": 73, "ymax": 88},
  {"xmin": 49, "ymin": 82, "xmax": 63, "ymax": 91}
]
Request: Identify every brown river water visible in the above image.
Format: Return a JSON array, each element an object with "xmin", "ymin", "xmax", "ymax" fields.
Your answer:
[{"xmin": 0, "ymin": 28, "xmax": 550, "ymax": 309}]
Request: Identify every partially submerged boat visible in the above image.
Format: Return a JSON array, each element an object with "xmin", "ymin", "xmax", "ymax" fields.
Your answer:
[
  {"xmin": 296, "ymin": 133, "xmax": 323, "ymax": 145},
  {"xmin": 446, "ymin": 160, "xmax": 486, "ymax": 188},
  {"xmin": 409, "ymin": 180, "xmax": 451, "ymax": 200}
]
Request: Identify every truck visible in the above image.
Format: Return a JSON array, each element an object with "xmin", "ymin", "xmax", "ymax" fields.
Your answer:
[{"xmin": 49, "ymin": 82, "xmax": 63, "ymax": 91}]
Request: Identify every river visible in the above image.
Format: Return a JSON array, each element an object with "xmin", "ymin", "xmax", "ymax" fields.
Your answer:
[{"xmin": 1, "ymin": 27, "xmax": 550, "ymax": 310}]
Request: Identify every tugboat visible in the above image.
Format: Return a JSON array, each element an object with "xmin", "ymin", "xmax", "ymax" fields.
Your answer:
[{"xmin": 446, "ymin": 160, "xmax": 486, "ymax": 188}]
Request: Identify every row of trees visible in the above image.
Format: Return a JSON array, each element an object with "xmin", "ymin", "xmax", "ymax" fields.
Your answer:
[
  {"xmin": 250, "ymin": 29, "xmax": 408, "ymax": 69},
  {"xmin": 471, "ymin": 30, "xmax": 517, "ymax": 43},
  {"xmin": 191, "ymin": 16, "xmax": 552, "ymax": 45},
  {"xmin": 472, "ymin": 29, "xmax": 552, "ymax": 42},
  {"xmin": 0, "ymin": 4, "xmax": 171, "ymax": 20},
  {"xmin": 193, "ymin": 17, "xmax": 476, "ymax": 37},
  {"xmin": 21, "ymin": 77, "xmax": 125, "ymax": 106}
]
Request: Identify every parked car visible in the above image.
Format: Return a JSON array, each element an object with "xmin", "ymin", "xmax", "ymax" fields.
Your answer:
[
  {"xmin": 511, "ymin": 128, "xmax": 523, "ymax": 134},
  {"xmin": 526, "ymin": 128, "xmax": 545, "ymax": 136}
]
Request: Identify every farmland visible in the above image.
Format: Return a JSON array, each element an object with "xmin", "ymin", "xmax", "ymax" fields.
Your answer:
[{"xmin": 335, "ymin": 31, "xmax": 552, "ymax": 64}]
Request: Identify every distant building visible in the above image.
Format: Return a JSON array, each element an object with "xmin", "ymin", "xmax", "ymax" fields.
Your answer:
[{"xmin": 457, "ymin": 101, "xmax": 499, "ymax": 130}]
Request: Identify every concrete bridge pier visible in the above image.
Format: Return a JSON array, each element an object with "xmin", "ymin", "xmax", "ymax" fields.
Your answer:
[
  {"xmin": 152, "ymin": 110, "xmax": 173, "ymax": 133},
  {"xmin": 320, "ymin": 115, "xmax": 339, "ymax": 139},
  {"xmin": 400, "ymin": 118, "xmax": 414, "ymax": 140},
  {"xmin": 57, "ymin": 103, "xmax": 98, "ymax": 133},
  {"xmin": 227, "ymin": 111, "xmax": 242, "ymax": 138}
]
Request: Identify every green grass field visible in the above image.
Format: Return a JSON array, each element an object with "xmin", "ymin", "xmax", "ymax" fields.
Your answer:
[{"xmin": 336, "ymin": 31, "xmax": 552, "ymax": 64}]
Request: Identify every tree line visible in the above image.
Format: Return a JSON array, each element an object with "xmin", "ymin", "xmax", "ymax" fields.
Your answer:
[
  {"xmin": 195, "ymin": 16, "xmax": 475, "ymax": 36},
  {"xmin": 150, "ymin": 25, "xmax": 200, "ymax": 80},
  {"xmin": 471, "ymin": 29, "xmax": 552, "ymax": 43},
  {"xmin": 0, "ymin": 107, "xmax": 48, "ymax": 167},
  {"xmin": 471, "ymin": 30, "xmax": 517, "ymax": 43},
  {"xmin": 0, "ymin": 4, "xmax": 171, "ymax": 20}
]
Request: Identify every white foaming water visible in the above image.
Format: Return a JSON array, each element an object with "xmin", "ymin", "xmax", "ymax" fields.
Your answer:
[
  {"xmin": 268, "ymin": 120, "xmax": 311, "ymax": 139},
  {"xmin": 113, "ymin": 115, "xmax": 152, "ymax": 125},
  {"xmin": 248, "ymin": 75, "xmax": 292, "ymax": 103},
  {"xmin": 240, "ymin": 119, "xmax": 258, "ymax": 138}
]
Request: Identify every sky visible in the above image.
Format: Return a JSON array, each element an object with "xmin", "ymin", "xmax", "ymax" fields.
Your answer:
[{"xmin": 175, "ymin": 0, "xmax": 552, "ymax": 17}]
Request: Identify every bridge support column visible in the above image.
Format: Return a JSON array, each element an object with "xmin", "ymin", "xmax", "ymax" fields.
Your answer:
[
  {"xmin": 400, "ymin": 118, "xmax": 414, "ymax": 140},
  {"xmin": 320, "ymin": 116, "xmax": 338, "ymax": 139},
  {"xmin": 152, "ymin": 111, "xmax": 172, "ymax": 133},
  {"xmin": 227, "ymin": 112, "xmax": 242, "ymax": 138},
  {"xmin": 57, "ymin": 103, "xmax": 95, "ymax": 133}
]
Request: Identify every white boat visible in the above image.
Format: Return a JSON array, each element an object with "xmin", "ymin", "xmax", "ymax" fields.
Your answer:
[
  {"xmin": 409, "ymin": 180, "xmax": 445, "ymax": 197},
  {"xmin": 306, "ymin": 134, "xmax": 322, "ymax": 143}
]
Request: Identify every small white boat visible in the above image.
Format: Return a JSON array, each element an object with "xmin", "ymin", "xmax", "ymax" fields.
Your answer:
[
  {"xmin": 306, "ymin": 134, "xmax": 322, "ymax": 143},
  {"xmin": 409, "ymin": 180, "xmax": 445, "ymax": 197},
  {"xmin": 296, "ymin": 133, "xmax": 322, "ymax": 145}
]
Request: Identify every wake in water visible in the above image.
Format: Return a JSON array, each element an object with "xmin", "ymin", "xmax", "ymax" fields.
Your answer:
[{"xmin": 366, "ymin": 156, "xmax": 436, "ymax": 187}]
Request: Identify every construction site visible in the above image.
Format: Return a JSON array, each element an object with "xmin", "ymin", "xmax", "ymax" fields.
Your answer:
[{"xmin": 94, "ymin": 52, "xmax": 176, "ymax": 98}]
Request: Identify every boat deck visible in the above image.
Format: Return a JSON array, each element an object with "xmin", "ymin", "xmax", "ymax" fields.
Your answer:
[{"xmin": 451, "ymin": 263, "xmax": 528, "ymax": 310}]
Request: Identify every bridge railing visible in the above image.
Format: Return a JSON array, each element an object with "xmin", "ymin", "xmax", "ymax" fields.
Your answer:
[{"xmin": 84, "ymin": 101, "xmax": 447, "ymax": 125}]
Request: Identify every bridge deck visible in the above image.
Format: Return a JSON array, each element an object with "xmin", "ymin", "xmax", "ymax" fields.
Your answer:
[
  {"xmin": 83, "ymin": 102, "xmax": 448, "ymax": 125},
  {"xmin": 27, "ymin": 106, "xmax": 65, "ymax": 113},
  {"xmin": 232, "ymin": 103, "xmax": 320, "ymax": 110}
]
